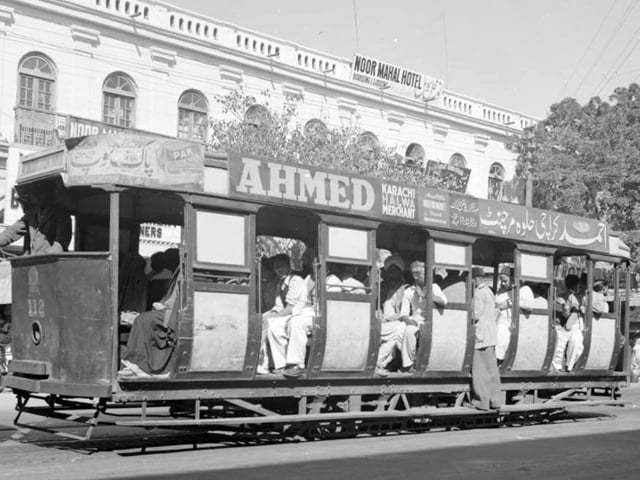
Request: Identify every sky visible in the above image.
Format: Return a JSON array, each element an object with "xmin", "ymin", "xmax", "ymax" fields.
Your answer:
[{"xmin": 168, "ymin": 0, "xmax": 640, "ymax": 119}]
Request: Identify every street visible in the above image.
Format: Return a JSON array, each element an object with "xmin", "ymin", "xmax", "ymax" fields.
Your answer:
[{"xmin": 1, "ymin": 385, "xmax": 639, "ymax": 479}]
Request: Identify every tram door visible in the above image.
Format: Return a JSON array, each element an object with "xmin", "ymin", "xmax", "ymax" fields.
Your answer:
[
  {"xmin": 418, "ymin": 237, "xmax": 473, "ymax": 376},
  {"xmin": 176, "ymin": 205, "xmax": 258, "ymax": 379},
  {"xmin": 506, "ymin": 249, "xmax": 554, "ymax": 374},
  {"xmin": 309, "ymin": 219, "xmax": 378, "ymax": 378}
]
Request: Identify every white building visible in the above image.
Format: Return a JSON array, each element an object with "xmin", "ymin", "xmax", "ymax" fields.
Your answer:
[{"xmin": 0, "ymin": 0, "xmax": 537, "ymax": 230}]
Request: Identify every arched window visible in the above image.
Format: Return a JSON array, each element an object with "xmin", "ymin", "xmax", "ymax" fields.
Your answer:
[
  {"xmin": 17, "ymin": 53, "xmax": 56, "ymax": 111},
  {"xmin": 488, "ymin": 162, "xmax": 505, "ymax": 201},
  {"xmin": 102, "ymin": 72, "xmax": 136, "ymax": 127},
  {"xmin": 303, "ymin": 119, "xmax": 328, "ymax": 139},
  {"xmin": 244, "ymin": 104, "xmax": 272, "ymax": 129},
  {"xmin": 404, "ymin": 143, "xmax": 425, "ymax": 166},
  {"xmin": 358, "ymin": 131, "xmax": 379, "ymax": 151},
  {"xmin": 449, "ymin": 153, "xmax": 467, "ymax": 168},
  {"xmin": 178, "ymin": 90, "xmax": 208, "ymax": 141}
]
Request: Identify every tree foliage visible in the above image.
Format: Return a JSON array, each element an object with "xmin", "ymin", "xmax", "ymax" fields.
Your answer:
[
  {"xmin": 509, "ymin": 83, "xmax": 640, "ymax": 265},
  {"xmin": 208, "ymin": 88, "xmax": 457, "ymax": 190}
]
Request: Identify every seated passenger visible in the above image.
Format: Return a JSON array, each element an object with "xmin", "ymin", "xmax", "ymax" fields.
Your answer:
[
  {"xmin": 376, "ymin": 255, "xmax": 409, "ymax": 376},
  {"xmin": 340, "ymin": 264, "xmax": 366, "ymax": 294},
  {"xmin": 400, "ymin": 261, "xmax": 447, "ymax": 373},
  {"xmin": 519, "ymin": 282, "xmax": 549, "ymax": 312},
  {"xmin": 258, "ymin": 254, "xmax": 309, "ymax": 375},
  {"xmin": 552, "ymin": 274, "xmax": 583, "ymax": 372},
  {"xmin": 119, "ymin": 252, "xmax": 148, "ymax": 315},
  {"xmin": 119, "ymin": 268, "xmax": 180, "ymax": 377},
  {"xmin": 146, "ymin": 251, "xmax": 174, "ymax": 309},
  {"xmin": 583, "ymin": 280, "xmax": 609, "ymax": 316},
  {"xmin": 260, "ymin": 256, "xmax": 279, "ymax": 313},
  {"xmin": 326, "ymin": 263, "xmax": 343, "ymax": 292}
]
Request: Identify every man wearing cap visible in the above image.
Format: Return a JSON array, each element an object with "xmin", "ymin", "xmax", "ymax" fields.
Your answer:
[
  {"xmin": 0, "ymin": 180, "xmax": 71, "ymax": 255},
  {"xmin": 400, "ymin": 260, "xmax": 447, "ymax": 372},
  {"xmin": 376, "ymin": 254, "xmax": 409, "ymax": 376},
  {"xmin": 470, "ymin": 267, "xmax": 502, "ymax": 410}
]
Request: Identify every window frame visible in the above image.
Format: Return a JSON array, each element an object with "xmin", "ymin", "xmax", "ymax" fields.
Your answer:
[
  {"xmin": 488, "ymin": 162, "xmax": 506, "ymax": 201},
  {"xmin": 102, "ymin": 72, "xmax": 136, "ymax": 128},
  {"xmin": 17, "ymin": 53, "xmax": 56, "ymax": 112},
  {"xmin": 177, "ymin": 90, "xmax": 209, "ymax": 141}
]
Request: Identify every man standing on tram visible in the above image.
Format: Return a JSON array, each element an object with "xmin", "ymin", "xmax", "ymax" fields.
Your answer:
[{"xmin": 470, "ymin": 267, "xmax": 502, "ymax": 411}]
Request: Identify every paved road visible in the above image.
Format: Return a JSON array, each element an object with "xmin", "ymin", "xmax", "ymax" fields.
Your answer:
[{"xmin": 1, "ymin": 385, "xmax": 639, "ymax": 479}]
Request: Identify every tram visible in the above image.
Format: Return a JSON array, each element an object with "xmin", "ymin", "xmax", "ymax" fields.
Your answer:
[{"xmin": 0, "ymin": 134, "xmax": 632, "ymax": 440}]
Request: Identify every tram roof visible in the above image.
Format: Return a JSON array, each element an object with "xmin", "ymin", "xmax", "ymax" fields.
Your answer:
[{"xmin": 16, "ymin": 134, "xmax": 630, "ymax": 261}]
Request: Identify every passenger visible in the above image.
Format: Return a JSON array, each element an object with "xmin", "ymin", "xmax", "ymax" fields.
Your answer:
[
  {"xmin": 495, "ymin": 273, "xmax": 512, "ymax": 364},
  {"xmin": 400, "ymin": 261, "xmax": 447, "ymax": 373},
  {"xmin": 0, "ymin": 305, "xmax": 11, "ymax": 375},
  {"xmin": 552, "ymin": 274, "xmax": 583, "ymax": 372},
  {"xmin": 631, "ymin": 338, "xmax": 640, "ymax": 381},
  {"xmin": 340, "ymin": 264, "xmax": 366, "ymax": 294},
  {"xmin": 376, "ymin": 255, "xmax": 409, "ymax": 376},
  {"xmin": 519, "ymin": 283, "xmax": 549, "ymax": 311},
  {"xmin": 260, "ymin": 256, "xmax": 279, "ymax": 313},
  {"xmin": 584, "ymin": 280, "xmax": 609, "ymax": 316},
  {"xmin": 282, "ymin": 249, "xmax": 317, "ymax": 378},
  {"xmin": 145, "ymin": 251, "xmax": 173, "ymax": 309},
  {"xmin": 440, "ymin": 269, "xmax": 468, "ymax": 303},
  {"xmin": 120, "ymin": 268, "xmax": 180, "ymax": 377},
  {"xmin": 118, "ymin": 252, "xmax": 148, "ymax": 314},
  {"xmin": 326, "ymin": 262, "xmax": 343, "ymax": 292},
  {"xmin": 470, "ymin": 267, "xmax": 502, "ymax": 411},
  {"xmin": 0, "ymin": 180, "xmax": 72, "ymax": 255},
  {"xmin": 257, "ymin": 254, "xmax": 308, "ymax": 375}
]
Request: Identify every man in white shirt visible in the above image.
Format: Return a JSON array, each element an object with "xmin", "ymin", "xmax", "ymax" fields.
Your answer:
[
  {"xmin": 258, "ymin": 254, "xmax": 308, "ymax": 375},
  {"xmin": 400, "ymin": 260, "xmax": 447, "ymax": 372}
]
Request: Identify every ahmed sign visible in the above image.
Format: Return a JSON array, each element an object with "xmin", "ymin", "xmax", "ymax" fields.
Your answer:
[
  {"xmin": 228, "ymin": 155, "xmax": 609, "ymax": 254},
  {"xmin": 351, "ymin": 54, "xmax": 443, "ymax": 102}
]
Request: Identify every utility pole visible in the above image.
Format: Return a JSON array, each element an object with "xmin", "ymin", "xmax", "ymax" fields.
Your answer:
[{"xmin": 522, "ymin": 127, "xmax": 535, "ymax": 207}]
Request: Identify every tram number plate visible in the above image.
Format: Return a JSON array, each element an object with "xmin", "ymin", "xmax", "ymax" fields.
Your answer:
[{"xmin": 27, "ymin": 298, "xmax": 45, "ymax": 318}]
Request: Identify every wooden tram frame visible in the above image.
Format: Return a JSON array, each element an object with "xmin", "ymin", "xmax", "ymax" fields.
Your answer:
[{"xmin": 0, "ymin": 136, "xmax": 633, "ymax": 441}]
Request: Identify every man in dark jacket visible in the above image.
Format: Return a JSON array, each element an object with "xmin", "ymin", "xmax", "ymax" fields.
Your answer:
[{"xmin": 0, "ymin": 180, "xmax": 71, "ymax": 255}]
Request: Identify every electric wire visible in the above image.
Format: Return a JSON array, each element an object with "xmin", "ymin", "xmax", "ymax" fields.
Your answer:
[
  {"xmin": 559, "ymin": 0, "xmax": 616, "ymax": 98},
  {"xmin": 571, "ymin": 0, "xmax": 637, "ymax": 98}
]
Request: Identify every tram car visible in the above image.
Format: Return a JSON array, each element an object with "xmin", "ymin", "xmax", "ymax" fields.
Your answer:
[{"xmin": 0, "ymin": 134, "xmax": 632, "ymax": 439}]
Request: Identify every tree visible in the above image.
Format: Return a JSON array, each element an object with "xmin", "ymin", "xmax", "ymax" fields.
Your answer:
[
  {"xmin": 509, "ymin": 83, "xmax": 640, "ymax": 265},
  {"xmin": 208, "ymin": 88, "xmax": 462, "ymax": 191}
]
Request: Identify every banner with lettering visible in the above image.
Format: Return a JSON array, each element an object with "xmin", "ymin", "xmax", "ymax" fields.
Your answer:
[
  {"xmin": 64, "ymin": 134, "xmax": 204, "ymax": 190},
  {"xmin": 350, "ymin": 54, "xmax": 444, "ymax": 102},
  {"xmin": 227, "ymin": 154, "xmax": 610, "ymax": 254},
  {"xmin": 478, "ymin": 199, "xmax": 608, "ymax": 251},
  {"xmin": 425, "ymin": 160, "xmax": 471, "ymax": 193}
]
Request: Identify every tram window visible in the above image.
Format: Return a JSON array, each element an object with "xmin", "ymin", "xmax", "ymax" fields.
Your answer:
[
  {"xmin": 437, "ymin": 268, "xmax": 467, "ymax": 304},
  {"xmin": 434, "ymin": 242, "xmax": 466, "ymax": 266},
  {"xmin": 196, "ymin": 211, "xmax": 246, "ymax": 266},
  {"xmin": 326, "ymin": 262, "xmax": 369, "ymax": 294},
  {"xmin": 519, "ymin": 281, "xmax": 550, "ymax": 310},
  {"xmin": 521, "ymin": 253, "xmax": 550, "ymax": 280},
  {"xmin": 327, "ymin": 226, "xmax": 368, "ymax": 261}
]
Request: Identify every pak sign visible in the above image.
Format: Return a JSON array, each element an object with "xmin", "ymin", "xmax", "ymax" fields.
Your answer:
[{"xmin": 351, "ymin": 54, "xmax": 443, "ymax": 102}]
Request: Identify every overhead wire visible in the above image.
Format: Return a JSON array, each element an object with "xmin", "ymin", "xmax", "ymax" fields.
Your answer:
[
  {"xmin": 591, "ymin": 7, "xmax": 640, "ymax": 98},
  {"xmin": 559, "ymin": 0, "xmax": 616, "ymax": 98},
  {"xmin": 571, "ymin": 0, "xmax": 637, "ymax": 99}
]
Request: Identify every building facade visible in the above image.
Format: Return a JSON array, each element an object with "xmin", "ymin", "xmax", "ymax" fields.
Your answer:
[{"xmin": 0, "ymin": 0, "xmax": 537, "ymax": 230}]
